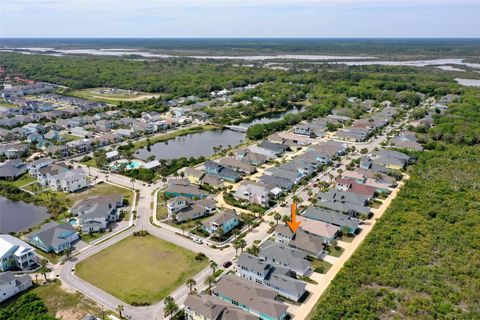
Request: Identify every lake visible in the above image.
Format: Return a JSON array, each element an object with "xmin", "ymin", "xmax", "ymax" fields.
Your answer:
[
  {"xmin": 238, "ymin": 106, "xmax": 304, "ymax": 128},
  {"xmin": 0, "ymin": 196, "xmax": 50, "ymax": 233},
  {"xmin": 135, "ymin": 129, "xmax": 246, "ymax": 160}
]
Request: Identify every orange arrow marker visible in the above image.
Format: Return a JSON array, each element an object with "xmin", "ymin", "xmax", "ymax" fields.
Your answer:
[{"xmin": 287, "ymin": 202, "xmax": 301, "ymax": 233}]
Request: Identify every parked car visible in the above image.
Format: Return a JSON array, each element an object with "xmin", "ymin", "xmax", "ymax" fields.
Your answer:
[
  {"xmin": 222, "ymin": 261, "xmax": 232, "ymax": 268},
  {"xmin": 192, "ymin": 237, "xmax": 203, "ymax": 244}
]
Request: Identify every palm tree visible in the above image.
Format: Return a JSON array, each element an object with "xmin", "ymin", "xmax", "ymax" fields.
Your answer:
[
  {"xmin": 215, "ymin": 227, "xmax": 224, "ymax": 241},
  {"xmin": 186, "ymin": 278, "xmax": 196, "ymax": 294},
  {"xmin": 233, "ymin": 229, "xmax": 240, "ymax": 241},
  {"xmin": 116, "ymin": 304, "xmax": 124, "ymax": 318},
  {"xmin": 180, "ymin": 224, "xmax": 187, "ymax": 236},
  {"xmin": 233, "ymin": 239, "xmax": 242, "ymax": 257},
  {"xmin": 292, "ymin": 195, "xmax": 302, "ymax": 205},
  {"xmin": 38, "ymin": 258, "xmax": 50, "ymax": 282},
  {"xmin": 204, "ymin": 275, "xmax": 216, "ymax": 291},
  {"xmin": 210, "ymin": 261, "xmax": 218, "ymax": 276},
  {"xmin": 246, "ymin": 244, "xmax": 260, "ymax": 256},
  {"xmin": 235, "ymin": 239, "xmax": 247, "ymax": 253},
  {"xmin": 164, "ymin": 296, "xmax": 179, "ymax": 319},
  {"xmin": 63, "ymin": 248, "xmax": 72, "ymax": 261},
  {"xmin": 274, "ymin": 212, "xmax": 281, "ymax": 226},
  {"xmin": 130, "ymin": 178, "xmax": 135, "ymax": 190}
]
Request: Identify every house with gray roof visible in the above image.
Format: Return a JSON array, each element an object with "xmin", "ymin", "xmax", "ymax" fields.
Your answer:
[
  {"xmin": 219, "ymin": 157, "xmax": 256, "ymax": 174},
  {"xmin": 27, "ymin": 222, "xmax": 79, "ymax": 254},
  {"xmin": 259, "ymin": 141, "xmax": 289, "ymax": 156},
  {"xmin": 70, "ymin": 194, "xmax": 123, "ymax": 233},
  {"xmin": 264, "ymin": 167, "xmax": 303, "ymax": 184},
  {"xmin": 236, "ymin": 150, "xmax": 268, "ymax": 165},
  {"xmin": 234, "ymin": 181, "xmax": 270, "ymax": 207},
  {"xmin": 0, "ymin": 271, "xmax": 33, "ymax": 303},
  {"xmin": 274, "ymin": 225, "xmax": 326, "ymax": 258},
  {"xmin": 259, "ymin": 240, "xmax": 311, "ymax": 276},
  {"xmin": 0, "ymin": 159, "xmax": 26, "ymax": 180},
  {"xmin": 184, "ymin": 293, "xmax": 257, "ymax": 320},
  {"xmin": 165, "ymin": 184, "xmax": 208, "ymax": 199},
  {"xmin": 27, "ymin": 158, "xmax": 53, "ymax": 175},
  {"xmin": 167, "ymin": 196, "xmax": 216, "ymax": 223},
  {"xmin": 370, "ymin": 150, "xmax": 411, "ymax": 170},
  {"xmin": 317, "ymin": 189, "xmax": 368, "ymax": 206},
  {"xmin": 0, "ymin": 235, "xmax": 37, "ymax": 271},
  {"xmin": 259, "ymin": 175, "xmax": 293, "ymax": 191},
  {"xmin": 202, "ymin": 209, "xmax": 240, "ymax": 235},
  {"xmin": 213, "ymin": 274, "xmax": 289, "ymax": 320},
  {"xmin": 237, "ymin": 253, "xmax": 307, "ymax": 302},
  {"xmin": 303, "ymin": 206, "xmax": 360, "ymax": 234},
  {"xmin": 204, "ymin": 160, "xmax": 242, "ymax": 182}
]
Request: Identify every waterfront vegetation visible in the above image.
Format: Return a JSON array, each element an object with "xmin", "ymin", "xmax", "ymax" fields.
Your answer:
[
  {"xmin": 311, "ymin": 89, "xmax": 480, "ymax": 320},
  {"xmin": 76, "ymin": 235, "xmax": 208, "ymax": 305}
]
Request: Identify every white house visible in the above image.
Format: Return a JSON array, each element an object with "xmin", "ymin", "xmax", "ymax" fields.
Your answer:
[
  {"xmin": 0, "ymin": 235, "xmax": 37, "ymax": 272},
  {"xmin": 0, "ymin": 272, "xmax": 32, "ymax": 303},
  {"xmin": 37, "ymin": 163, "xmax": 88, "ymax": 193}
]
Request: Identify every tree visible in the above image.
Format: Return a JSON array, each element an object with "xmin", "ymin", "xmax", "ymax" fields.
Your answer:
[
  {"xmin": 360, "ymin": 148, "xmax": 369, "ymax": 154},
  {"xmin": 130, "ymin": 178, "xmax": 135, "ymax": 190},
  {"xmin": 116, "ymin": 304, "xmax": 124, "ymax": 318},
  {"xmin": 94, "ymin": 150, "xmax": 108, "ymax": 169},
  {"xmin": 210, "ymin": 260, "xmax": 218, "ymax": 276},
  {"xmin": 292, "ymin": 195, "xmax": 302, "ymax": 205},
  {"xmin": 186, "ymin": 278, "xmax": 196, "ymax": 294},
  {"xmin": 204, "ymin": 275, "xmax": 216, "ymax": 291},
  {"xmin": 282, "ymin": 214, "xmax": 291, "ymax": 223},
  {"xmin": 38, "ymin": 259, "xmax": 50, "ymax": 282},
  {"xmin": 233, "ymin": 239, "xmax": 243, "ymax": 256},
  {"xmin": 180, "ymin": 224, "xmax": 187, "ymax": 236},
  {"xmin": 246, "ymin": 244, "xmax": 260, "ymax": 256},
  {"xmin": 274, "ymin": 212, "xmax": 282, "ymax": 226},
  {"xmin": 63, "ymin": 247, "xmax": 72, "ymax": 261},
  {"xmin": 164, "ymin": 296, "xmax": 179, "ymax": 319}
]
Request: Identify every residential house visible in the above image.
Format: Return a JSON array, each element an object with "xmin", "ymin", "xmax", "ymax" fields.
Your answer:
[
  {"xmin": 219, "ymin": 157, "xmax": 256, "ymax": 175},
  {"xmin": 237, "ymin": 253, "xmax": 307, "ymax": 302},
  {"xmin": 204, "ymin": 161, "xmax": 242, "ymax": 183},
  {"xmin": 45, "ymin": 145, "xmax": 70, "ymax": 158},
  {"xmin": 26, "ymin": 222, "xmax": 79, "ymax": 254},
  {"xmin": 0, "ymin": 235, "xmax": 37, "ymax": 271},
  {"xmin": 200, "ymin": 174, "xmax": 224, "ymax": 189},
  {"xmin": 259, "ymin": 141, "xmax": 289, "ymax": 156},
  {"xmin": 247, "ymin": 145, "xmax": 277, "ymax": 159},
  {"xmin": 336, "ymin": 178, "xmax": 377, "ymax": 199},
  {"xmin": 370, "ymin": 150, "xmax": 411, "ymax": 170},
  {"xmin": 183, "ymin": 293, "xmax": 257, "ymax": 320},
  {"xmin": 105, "ymin": 150, "xmax": 120, "ymax": 162},
  {"xmin": 236, "ymin": 150, "xmax": 268, "ymax": 165},
  {"xmin": 259, "ymin": 240, "xmax": 311, "ymax": 277},
  {"xmin": 184, "ymin": 167, "xmax": 205, "ymax": 185},
  {"xmin": 213, "ymin": 274, "xmax": 289, "ymax": 320},
  {"xmin": 317, "ymin": 189, "xmax": 368, "ymax": 206},
  {"xmin": 274, "ymin": 225, "xmax": 326, "ymax": 258},
  {"xmin": 167, "ymin": 197, "xmax": 216, "ymax": 223},
  {"xmin": 70, "ymin": 195, "xmax": 123, "ymax": 233},
  {"xmin": 27, "ymin": 158, "xmax": 53, "ymax": 175},
  {"xmin": 263, "ymin": 167, "xmax": 303, "ymax": 185},
  {"xmin": 66, "ymin": 139, "xmax": 92, "ymax": 153},
  {"xmin": 143, "ymin": 160, "xmax": 161, "ymax": 171},
  {"xmin": 234, "ymin": 181, "xmax": 270, "ymax": 207},
  {"xmin": 303, "ymin": 206, "xmax": 360, "ymax": 234},
  {"xmin": 0, "ymin": 272, "xmax": 33, "ymax": 303},
  {"xmin": 202, "ymin": 209, "xmax": 240, "ymax": 235},
  {"xmin": 0, "ymin": 159, "xmax": 27, "ymax": 180},
  {"xmin": 259, "ymin": 175, "xmax": 293, "ymax": 192},
  {"xmin": 0, "ymin": 143, "xmax": 28, "ymax": 159},
  {"xmin": 165, "ymin": 184, "xmax": 208, "ymax": 199},
  {"xmin": 37, "ymin": 163, "xmax": 88, "ymax": 193},
  {"xmin": 70, "ymin": 126, "xmax": 92, "ymax": 138}
]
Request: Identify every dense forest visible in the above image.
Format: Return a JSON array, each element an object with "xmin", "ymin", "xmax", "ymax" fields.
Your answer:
[
  {"xmin": 312, "ymin": 89, "xmax": 480, "ymax": 320},
  {"xmin": 2, "ymin": 38, "xmax": 480, "ymax": 57}
]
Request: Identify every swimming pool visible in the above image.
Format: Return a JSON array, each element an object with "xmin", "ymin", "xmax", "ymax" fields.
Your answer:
[{"xmin": 110, "ymin": 160, "xmax": 143, "ymax": 171}]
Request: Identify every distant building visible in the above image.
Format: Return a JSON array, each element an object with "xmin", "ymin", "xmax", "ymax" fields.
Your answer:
[{"xmin": 0, "ymin": 272, "xmax": 32, "ymax": 303}]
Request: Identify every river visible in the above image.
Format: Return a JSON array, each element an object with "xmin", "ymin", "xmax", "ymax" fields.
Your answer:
[{"xmin": 0, "ymin": 196, "xmax": 50, "ymax": 233}]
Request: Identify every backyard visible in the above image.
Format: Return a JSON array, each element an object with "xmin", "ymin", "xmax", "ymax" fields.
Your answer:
[
  {"xmin": 75, "ymin": 234, "xmax": 208, "ymax": 305},
  {"xmin": 69, "ymin": 181, "xmax": 133, "ymax": 210}
]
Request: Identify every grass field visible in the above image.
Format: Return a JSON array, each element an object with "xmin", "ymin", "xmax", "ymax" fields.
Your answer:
[
  {"xmin": 75, "ymin": 235, "xmax": 207, "ymax": 305},
  {"xmin": 10, "ymin": 174, "xmax": 37, "ymax": 187},
  {"xmin": 70, "ymin": 88, "xmax": 161, "ymax": 104}
]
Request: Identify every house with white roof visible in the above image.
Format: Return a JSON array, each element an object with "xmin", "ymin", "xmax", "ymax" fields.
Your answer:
[{"xmin": 0, "ymin": 235, "xmax": 37, "ymax": 271}]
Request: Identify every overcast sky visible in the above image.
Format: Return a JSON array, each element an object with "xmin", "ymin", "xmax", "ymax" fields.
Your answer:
[{"xmin": 1, "ymin": 0, "xmax": 479, "ymax": 38}]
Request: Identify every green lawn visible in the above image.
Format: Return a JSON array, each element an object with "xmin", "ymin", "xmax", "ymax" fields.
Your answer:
[
  {"xmin": 326, "ymin": 245, "xmax": 344, "ymax": 257},
  {"xmin": 156, "ymin": 191, "xmax": 168, "ymax": 220},
  {"xmin": 10, "ymin": 174, "xmax": 37, "ymax": 187},
  {"xmin": 75, "ymin": 235, "xmax": 208, "ymax": 305},
  {"xmin": 312, "ymin": 259, "xmax": 332, "ymax": 274}
]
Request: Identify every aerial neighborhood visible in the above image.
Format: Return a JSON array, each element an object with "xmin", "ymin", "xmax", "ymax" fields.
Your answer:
[{"xmin": 0, "ymin": 47, "xmax": 472, "ymax": 320}]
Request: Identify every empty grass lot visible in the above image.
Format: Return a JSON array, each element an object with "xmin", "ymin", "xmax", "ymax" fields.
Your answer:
[
  {"xmin": 75, "ymin": 235, "xmax": 207, "ymax": 305},
  {"xmin": 69, "ymin": 182, "xmax": 133, "ymax": 210}
]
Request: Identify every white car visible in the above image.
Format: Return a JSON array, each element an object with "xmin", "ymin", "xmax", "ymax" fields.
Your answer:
[{"xmin": 192, "ymin": 237, "xmax": 203, "ymax": 244}]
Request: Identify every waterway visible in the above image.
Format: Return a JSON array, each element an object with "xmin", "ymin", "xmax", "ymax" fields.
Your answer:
[{"xmin": 0, "ymin": 196, "xmax": 50, "ymax": 233}]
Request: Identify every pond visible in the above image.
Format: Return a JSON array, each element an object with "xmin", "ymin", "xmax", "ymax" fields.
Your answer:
[
  {"xmin": 135, "ymin": 129, "xmax": 246, "ymax": 160},
  {"xmin": 0, "ymin": 196, "xmax": 50, "ymax": 233},
  {"xmin": 237, "ymin": 106, "xmax": 305, "ymax": 128},
  {"xmin": 455, "ymin": 78, "xmax": 480, "ymax": 87}
]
